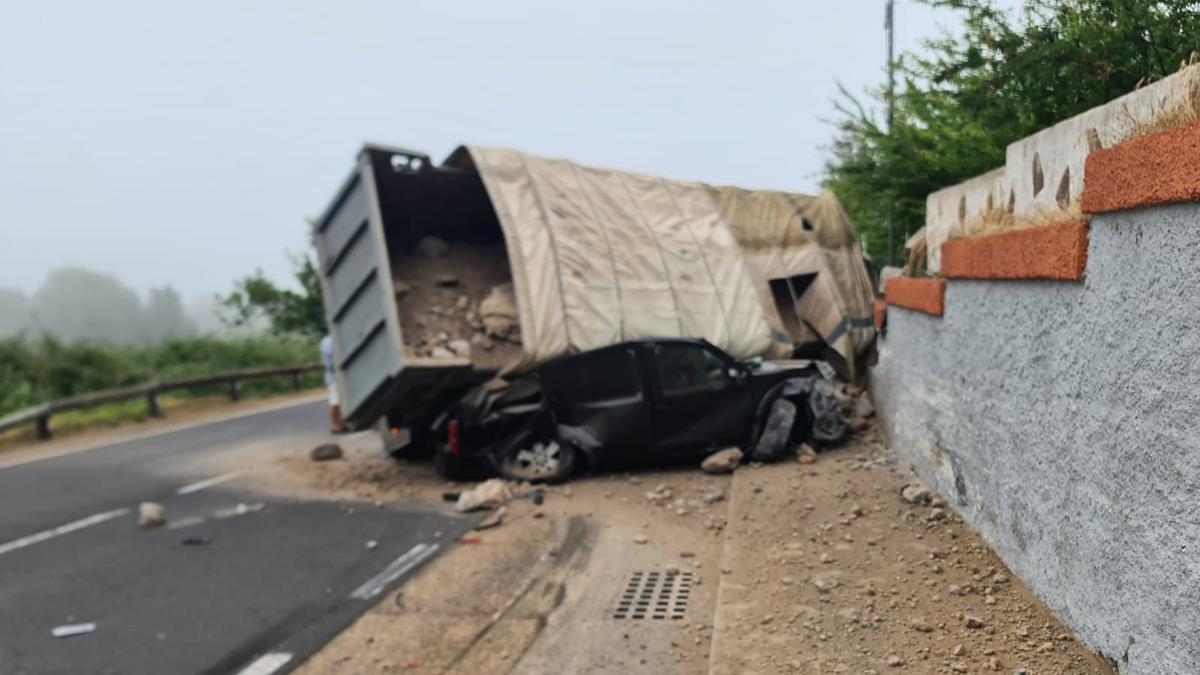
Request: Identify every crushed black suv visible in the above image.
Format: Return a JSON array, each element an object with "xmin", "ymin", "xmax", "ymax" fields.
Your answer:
[{"xmin": 431, "ymin": 338, "xmax": 845, "ymax": 482}]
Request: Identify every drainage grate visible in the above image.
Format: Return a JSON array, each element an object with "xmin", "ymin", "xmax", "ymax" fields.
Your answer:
[{"xmin": 613, "ymin": 571, "xmax": 693, "ymax": 620}]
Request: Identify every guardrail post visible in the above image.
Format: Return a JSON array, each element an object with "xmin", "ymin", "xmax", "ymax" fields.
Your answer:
[
  {"xmin": 229, "ymin": 377, "xmax": 241, "ymax": 403},
  {"xmin": 291, "ymin": 371, "xmax": 302, "ymax": 392},
  {"xmin": 36, "ymin": 413, "xmax": 51, "ymax": 440},
  {"xmin": 147, "ymin": 388, "xmax": 162, "ymax": 418}
]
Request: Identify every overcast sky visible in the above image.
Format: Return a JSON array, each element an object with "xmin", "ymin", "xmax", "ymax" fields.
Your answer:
[{"xmin": 0, "ymin": 1, "xmax": 1003, "ymax": 300}]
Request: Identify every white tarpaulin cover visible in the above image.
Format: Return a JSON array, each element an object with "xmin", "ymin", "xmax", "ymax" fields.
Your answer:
[
  {"xmin": 709, "ymin": 187, "xmax": 877, "ymax": 375},
  {"xmin": 451, "ymin": 146, "xmax": 874, "ymax": 373}
]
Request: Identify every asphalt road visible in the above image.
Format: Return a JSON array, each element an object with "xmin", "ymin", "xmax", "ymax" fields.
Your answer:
[{"xmin": 0, "ymin": 400, "xmax": 474, "ymax": 675}]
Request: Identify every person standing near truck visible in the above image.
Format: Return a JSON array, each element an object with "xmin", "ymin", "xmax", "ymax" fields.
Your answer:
[{"xmin": 320, "ymin": 334, "xmax": 345, "ymax": 433}]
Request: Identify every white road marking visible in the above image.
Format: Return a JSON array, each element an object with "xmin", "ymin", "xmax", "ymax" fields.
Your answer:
[
  {"xmin": 176, "ymin": 471, "xmax": 244, "ymax": 495},
  {"xmin": 166, "ymin": 502, "xmax": 265, "ymax": 530},
  {"xmin": 236, "ymin": 652, "xmax": 293, "ymax": 675},
  {"xmin": 0, "ymin": 394, "xmax": 325, "ymax": 471},
  {"xmin": 0, "ymin": 508, "xmax": 130, "ymax": 557},
  {"xmin": 350, "ymin": 543, "xmax": 440, "ymax": 600}
]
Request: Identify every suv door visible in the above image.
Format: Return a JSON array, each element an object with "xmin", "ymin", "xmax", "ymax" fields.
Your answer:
[
  {"xmin": 541, "ymin": 345, "xmax": 652, "ymax": 466},
  {"xmin": 648, "ymin": 342, "xmax": 753, "ymax": 452}
]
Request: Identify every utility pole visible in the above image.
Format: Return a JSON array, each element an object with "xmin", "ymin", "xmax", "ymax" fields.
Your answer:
[{"xmin": 885, "ymin": 0, "xmax": 896, "ymax": 266}]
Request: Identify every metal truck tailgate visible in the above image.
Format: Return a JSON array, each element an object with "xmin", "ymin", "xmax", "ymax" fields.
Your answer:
[{"xmin": 313, "ymin": 150, "xmax": 406, "ymax": 427}]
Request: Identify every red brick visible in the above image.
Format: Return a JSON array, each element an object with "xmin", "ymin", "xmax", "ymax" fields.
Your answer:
[
  {"xmin": 884, "ymin": 277, "xmax": 945, "ymax": 317},
  {"xmin": 941, "ymin": 220, "xmax": 1088, "ymax": 281},
  {"xmin": 1084, "ymin": 119, "xmax": 1200, "ymax": 214}
]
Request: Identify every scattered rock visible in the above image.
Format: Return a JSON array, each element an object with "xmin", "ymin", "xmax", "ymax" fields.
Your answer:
[
  {"xmin": 366, "ymin": 540, "xmax": 379, "ymax": 550},
  {"xmin": 886, "ymin": 655, "xmax": 904, "ymax": 667},
  {"xmin": 992, "ymin": 573, "xmax": 1009, "ymax": 584},
  {"xmin": 633, "ymin": 534, "xmax": 649, "ymax": 545},
  {"xmin": 428, "ymin": 346, "xmax": 455, "ymax": 359},
  {"xmin": 965, "ymin": 615, "xmax": 985, "ymax": 629},
  {"xmin": 900, "ymin": 482, "xmax": 932, "ymax": 504},
  {"xmin": 475, "ymin": 506, "xmax": 507, "ymax": 530},
  {"xmin": 470, "ymin": 333, "xmax": 495, "ymax": 351},
  {"xmin": 948, "ymin": 584, "xmax": 964, "ymax": 596},
  {"xmin": 138, "ymin": 502, "xmax": 166, "ymax": 529},
  {"xmin": 455, "ymin": 479, "xmax": 512, "ymax": 513},
  {"xmin": 415, "ymin": 236, "xmax": 450, "ymax": 259},
  {"xmin": 310, "ymin": 443, "xmax": 344, "ymax": 461},
  {"xmin": 909, "ymin": 618, "xmax": 934, "ymax": 633},
  {"xmin": 701, "ymin": 447, "xmax": 743, "ymax": 474},
  {"xmin": 927, "ymin": 508, "xmax": 947, "ymax": 521},
  {"xmin": 446, "ymin": 339, "xmax": 472, "ymax": 357},
  {"xmin": 480, "ymin": 284, "xmax": 520, "ymax": 339}
]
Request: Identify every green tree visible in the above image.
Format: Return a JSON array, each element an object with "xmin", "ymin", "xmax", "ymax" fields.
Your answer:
[
  {"xmin": 220, "ymin": 252, "xmax": 327, "ymax": 339},
  {"xmin": 824, "ymin": 0, "xmax": 1200, "ymax": 265}
]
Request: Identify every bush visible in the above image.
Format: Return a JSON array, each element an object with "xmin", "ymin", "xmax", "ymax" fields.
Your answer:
[{"xmin": 0, "ymin": 335, "xmax": 320, "ymax": 418}]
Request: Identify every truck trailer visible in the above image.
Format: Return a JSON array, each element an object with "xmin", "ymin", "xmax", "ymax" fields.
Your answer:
[{"xmin": 313, "ymin": 143, "xmax": 875, "ymax": 456}]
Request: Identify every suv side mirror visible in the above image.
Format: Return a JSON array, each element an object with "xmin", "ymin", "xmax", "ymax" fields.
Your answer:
[{"xmin": 728, "ymin": 367, "xmax": 748, "ymax": 384}]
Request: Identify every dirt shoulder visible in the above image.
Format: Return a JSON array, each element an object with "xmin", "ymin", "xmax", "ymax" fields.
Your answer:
[{"xmin": 709, "ymin": 423, "xmax": 1115, "ymax": 674}]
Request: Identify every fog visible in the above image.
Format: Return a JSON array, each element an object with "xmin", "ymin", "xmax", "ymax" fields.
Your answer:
[{"xmin": 0, "ymin": 267, "xmax": 252, "ymax": 345}]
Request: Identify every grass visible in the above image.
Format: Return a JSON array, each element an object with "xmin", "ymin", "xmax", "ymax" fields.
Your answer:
[{"xmin": 948, "ymin": 201, "xmax": 1085, "ymax": 242}]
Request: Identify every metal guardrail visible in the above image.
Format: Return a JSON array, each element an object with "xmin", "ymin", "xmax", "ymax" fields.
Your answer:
[{"xmin": 0, "ymin": 364, "xmax": 323, "ymax": 441}]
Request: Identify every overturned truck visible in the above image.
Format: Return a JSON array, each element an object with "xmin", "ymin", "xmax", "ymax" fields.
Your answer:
[{"xmin": 314, "ymin": 143, "xmax": 876, "ymax": 455}]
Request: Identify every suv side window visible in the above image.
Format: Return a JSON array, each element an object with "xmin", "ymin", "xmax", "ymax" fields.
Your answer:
[
  {"xmin": 654, "ymin": 344, "xmax": 732, "ymax": 395},
  {"xmin": 565, "ymin": 347, "xmax": 642, "ymax": 403}
]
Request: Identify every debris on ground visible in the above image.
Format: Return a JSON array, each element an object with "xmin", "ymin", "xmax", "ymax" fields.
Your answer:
[
  {"xmin": 901, "ymin": 480, "xmax": 933, "ymax": 504},
  {"xmin": 474, "ymin": 506, "xmax": 507, "ymax": 530},
  {"xmin": 366, "ymin": 540, "xmax": 379, "ymax": 551},
  {"xmin": 709, "ymin": 419, "xmax": 1113, "ymax": 675},
  {"xmin": 138, "ymin": 502, "xmax": 166, "ymax": 528},
  {"xmin": 701, "ymin": 447, "xmax": 743, "ymax": 474},
  {"xmin": 797, "ymin": 443, "xmax": 818, "ymax": 464},
  {"xmin": 51, "ymin": 623, "xmax": 96, "ymax": 638},
  {"xmin": 309, "ymin": 443, "xmax": 344, "ymax": 462},
  {"xmin": 180, "ymin": 537, "xmax": 212, "ymax": 546},
  {"xmin": 454, "ymin": 478, "xmax": 513, "ymax": 513}
]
